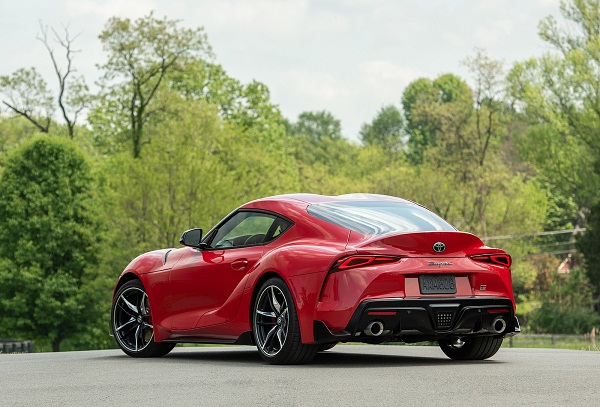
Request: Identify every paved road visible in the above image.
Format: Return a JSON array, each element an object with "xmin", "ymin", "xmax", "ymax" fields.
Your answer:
[{"xmin": 1, "ymin": 345, "xmax": 598, "ymax": 406}]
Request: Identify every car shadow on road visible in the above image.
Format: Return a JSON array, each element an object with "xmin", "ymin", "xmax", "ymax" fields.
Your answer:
[
  {"xmin": 311, "ymin": 350, "xmax": 503, "ymax": 368},
  {"xmin": 134, "ymin": 346, "xmax": 505, "ymax": 368}
]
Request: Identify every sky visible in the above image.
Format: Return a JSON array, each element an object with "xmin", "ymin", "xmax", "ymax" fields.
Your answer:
[{"xmin": 0, "ymin": 0, "xmax": 562, "ymax": 141}]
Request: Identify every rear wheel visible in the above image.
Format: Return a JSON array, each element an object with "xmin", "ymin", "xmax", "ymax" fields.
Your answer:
[
  {"xmin": 253, "ymin": 278, "xmax": 318, "ymax": 364},
  {"xmin": 438, "ymin": 336, "xmax": 503, "ymax": 360},
  {"xmin": 111, "ymin": 280, "xmax": 175, "ymax": 358}
]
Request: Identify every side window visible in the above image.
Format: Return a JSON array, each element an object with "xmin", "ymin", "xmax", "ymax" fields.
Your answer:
[
  {"xmin": 210, "ymin": 212, "xmax": 278, "ymax": 248},
  {"xmin": 265, "ymin": 218, "xmax": 291, "ymax": 242}
]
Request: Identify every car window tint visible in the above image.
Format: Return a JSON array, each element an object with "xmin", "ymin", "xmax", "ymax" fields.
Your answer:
[
  {"xmin": 307, "ymin": 201, "xmax": 455, "ymax": 235},
  {"xmin": 211, "ymin": 212, "xmax": 278, "ymax": 248},
  {"xmin": 265, "ymin": 218, "xmax": 292, "ymax": 242},
  {"xmin": 272, "ymin": 224, "xmax": 284, "ymax": 238}
]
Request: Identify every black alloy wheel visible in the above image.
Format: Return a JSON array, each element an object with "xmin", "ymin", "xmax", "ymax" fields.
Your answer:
[
  {"xmin": 253, "ymin": 278, "xmax": 318, "ymax": 364},
  {"xmin": 111, "ymin": 279, "xmax": 175, "ymax": 358}
]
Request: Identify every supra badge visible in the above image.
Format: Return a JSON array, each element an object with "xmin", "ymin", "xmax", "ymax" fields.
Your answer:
[{"xmin": 428, "ymin": 261, "xmax": 453, "ymax": 268}]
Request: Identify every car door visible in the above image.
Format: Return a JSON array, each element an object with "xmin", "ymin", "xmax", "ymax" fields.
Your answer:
[{"xmin": 169, "ymin": 211, "xmax": 280, "ymax": 331}]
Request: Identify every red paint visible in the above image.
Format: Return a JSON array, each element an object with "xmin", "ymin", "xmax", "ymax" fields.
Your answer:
[
  {"xmin": 113, "ymin": 193, "xmax": 517, "ymax": 345},
  {"xmin": 487, "ymin": 308, "xmax": 509, "ymax": 314}
]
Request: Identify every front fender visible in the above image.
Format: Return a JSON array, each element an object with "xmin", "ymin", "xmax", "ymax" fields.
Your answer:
[{"xmin": 113, "ymin": 249, "xmax": 175, "ymax": 342}]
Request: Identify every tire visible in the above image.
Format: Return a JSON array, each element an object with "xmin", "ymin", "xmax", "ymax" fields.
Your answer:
[
  {"xmin": 438, "ymin": 336, "xmax": 503, "ymax": 360},
  {"xmin": 252, "ymin": 278, "xmax": 318, "ymax": 364},
  {"xmin": 111, "ymin": 279, "xmax": 175, "ymax": 358},
  {"xmin": 318, "ymin": 343, "xmax": 337, "ymax": 352}
]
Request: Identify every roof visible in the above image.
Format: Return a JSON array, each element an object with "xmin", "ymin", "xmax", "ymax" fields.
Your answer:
[{"xmin": 255, "ymin": 193, "xmax": 412, "ymax": 205}]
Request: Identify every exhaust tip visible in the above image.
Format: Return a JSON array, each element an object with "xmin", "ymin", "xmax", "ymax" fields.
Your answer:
[
  {"xmin": 492, "ymin": 316, "xmax": 507, "ymax": 334},
  {"xmin": 364, "ymin": 321, "xmax": 384, "ymax": 337}
]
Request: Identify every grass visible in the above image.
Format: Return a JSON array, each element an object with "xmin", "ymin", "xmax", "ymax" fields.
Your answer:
[{"xmin": 502, "ymin": 333, "xmax": 599, "ymax": 351}]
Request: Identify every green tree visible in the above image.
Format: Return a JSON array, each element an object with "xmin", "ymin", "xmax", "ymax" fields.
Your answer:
[
  {"xmin": 528, "ymin": 267, "xmax": 600, "ymax": 333},
  {"xmin": 359, "ymin": 104, "xmax": 405, "ymax": 153},
  {"xmin": 0, "ymin": 68, "xmax": 54, "ymax": 133},
  {"xmin": 508, "ymin": 0, "xmax": 600, "ymax": 292},
  {"xmin": 0, "ymin": 116, "xmax": 42, "ymax": 160},
  {"xmin": 96, "ymin": 12, "xmax": 212, "ymax": 158},
  {"xmin": 0, "ymin": 137, "xmax": 102, "ymax": 351},
  {"xmin": 402, "ymin": 74, "xmax": 473, "ymax": 163},
  {"xmin": 102, "ymin": 95, "xmax": 300, "ymax": 260},
  {"xmin": 395, "ymin": 54, "xmax": 542, "ymax": 238},
  {"xmin": 288, "ymin": 110, "xmax": 342, "ymax": 141},
  {"xmin": 168, "ymin": 60, "xmax": 284, "ymax": 132},
  {"xmin": 508, "ymin": 0, "xmax": 600, "ymax": 206},
  {"xmin": 578, "ymin": 202, "xmax": 600, "ymax": 292},
  {"xmin": 0, "ymin": 24, "xmax": 91, "ymax": 139},
  {"xmin": 290, "ymin": 133, "xmax": 373, "ymax": 194}
]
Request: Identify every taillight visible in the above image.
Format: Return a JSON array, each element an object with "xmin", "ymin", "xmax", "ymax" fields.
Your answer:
[
  {"xmin": 330, "ymin": 255, "xmax": 401, "ymax": 273},
  {"xmin": 471, "ymin": 254, "xmax": 512, "ymax": 268}
]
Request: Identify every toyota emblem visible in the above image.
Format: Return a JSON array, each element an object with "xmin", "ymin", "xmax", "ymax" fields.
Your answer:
[{"xmin": 433, "ymin": 242, "xmax": 446, "ymax": 253}]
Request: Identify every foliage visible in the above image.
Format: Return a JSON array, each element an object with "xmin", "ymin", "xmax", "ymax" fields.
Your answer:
[
  {"xmin": 0, "ymin": 68, "xmax": 54, "ymax": 133},
  {"xmin": 528, "ymin": 268, "xmax": 600, "ymax": 334},
  {"xmin": 395, "ymin": 52, "xmax": 547, "ymax": 238},
  {"xmin": 0, "ymin": 116, "xmax": 42, "ymax": 160},
  {"xmin": 402, "ymin": 74, "xmax": 473, "ymax": 164},
  {"xmin": 577, "ymin": 202, "xmax": 600, "ymax": 293},
  {"xmin": 507, "ymin": 0, "xmax": 600, "ymax": 294},
  {"xmin": 96, "ymin": 12, "xmax": 212, "ymax": 158},
  {"xmin": 101, "ymin": 96, "xmax": 299, "ymax": 260},
  {"xmin": 359, "ymin": 104, "xmax": 405, "ymax": 153},
  {"xmin": 287, "ymin": 110, "xmax": 343, "ymax": 141},
  {"xmin": 0, "ymin": 24, "xmax": 91, "ymax": 139},
  {"xmin": 2, "ymin": 4, "xmax": 600, "ymax": 349},
  {"xmin": 168, "ymin": 60, "xmax": 284, "ymax": 133},
  {"xmin": 508, "ymin": 0, "xmax": 600, "ymax": 207},
  {"xmin": 0, "ymin": 137, "xmax": 103, "ymax": 351},
  {"xmin": 38, "ymin": 23, "xmax": 91, "ymax": 139}
]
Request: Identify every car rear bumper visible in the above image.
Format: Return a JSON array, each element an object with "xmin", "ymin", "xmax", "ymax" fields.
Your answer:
[{"xmin": 313, "ymin": 296, "xmax": 519, "ymax": 343}]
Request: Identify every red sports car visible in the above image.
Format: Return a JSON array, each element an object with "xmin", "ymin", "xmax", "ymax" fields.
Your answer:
[{"xmin": 111, "ymin": 194, "xmax": 519, "ymax": 364}]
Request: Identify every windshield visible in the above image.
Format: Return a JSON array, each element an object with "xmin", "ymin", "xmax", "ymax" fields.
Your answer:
[{"xmin": 307, "ymin": 201, "xmax": 455, "ymax": 236}]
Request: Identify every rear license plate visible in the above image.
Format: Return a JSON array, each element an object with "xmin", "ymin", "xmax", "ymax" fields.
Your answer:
[{"xmin": 419, "ymin": 275, "xmax": 456, "ymax": 294}]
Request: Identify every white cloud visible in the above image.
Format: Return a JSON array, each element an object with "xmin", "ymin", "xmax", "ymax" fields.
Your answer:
[
  {"xmin": 280, "ymin": 69, "xmax": 353, "ymax": 103},
  {"xmin": 473, "ymin": 19, "xmax": 515, "ymax": 46},
  {"xmin": 0, "ymin": 0, "xmax": 568, "ymax": 141},
  {"xmin": 198, "ymin": 0, "xmax": 309, "ymax": 38},
  {"xmin": 63, "ymin": 0, "xmax": 158, "ymax": 21},
  {"xmin": 359, "ymin": 60, "xmax": 424, "ymax": 93}
]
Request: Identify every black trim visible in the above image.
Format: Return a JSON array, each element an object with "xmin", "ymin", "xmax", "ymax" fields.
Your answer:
[
  {"xmin": 234, "ymin": 331, "xmax": 254, "ymax": 345},
  {"xmin": 202, "ymin": 209, "xmax": 295, "ymax": 250},
  {"xmin": 162, "ymin": 249, "xmax": 173, "ymax": 265},
  {"xmin": 313, "ymin": 297, "xmax": 518, "ymax": 344}
]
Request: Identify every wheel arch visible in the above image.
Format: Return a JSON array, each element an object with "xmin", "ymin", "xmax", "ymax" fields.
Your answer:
[
  {"xmin": 249, "ymin": 271, "xmax": 285, "ymax": 324},
  {"xmin": 113, "ymin": 272, "xmax": 141, "ymax": 298}
]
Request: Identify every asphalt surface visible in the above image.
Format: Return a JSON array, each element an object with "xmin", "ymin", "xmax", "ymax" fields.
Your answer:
[{"xmin": 1, "ymin": 345, "xmax": 598, "ymax": 406}]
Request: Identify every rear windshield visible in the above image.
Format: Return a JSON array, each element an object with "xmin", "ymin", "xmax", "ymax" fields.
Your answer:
[{"xmin": 307, "ymin": 201, "xmax": 455, "ymax": 236}]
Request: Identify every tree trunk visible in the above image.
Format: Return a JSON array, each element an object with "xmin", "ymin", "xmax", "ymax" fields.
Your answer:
[{"xmin": 52, "ymin": 338, "xmax": 61, "ymax": 352}]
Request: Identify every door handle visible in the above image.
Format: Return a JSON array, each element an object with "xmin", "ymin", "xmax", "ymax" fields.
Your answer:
[{"xmin": 231, "ymin": 259, "xmax": 249, "ymax": 270}]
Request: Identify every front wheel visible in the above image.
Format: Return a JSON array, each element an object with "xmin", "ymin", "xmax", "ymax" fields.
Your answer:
[
  {"xmin": 252, "ymin": 278, "xmax": 318, "ymax": 364},
  {"xmin": 438, "ymin": 336, "xmax": 503, "ymax": 360},
  {"xmin": 111, "ymin": 279, "xmax": 175, "ymax": 358}
]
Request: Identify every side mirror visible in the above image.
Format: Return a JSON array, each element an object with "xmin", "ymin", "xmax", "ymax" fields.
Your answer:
[{"xmin": 179, "ymin": 228, "xmax": 205, "ymax": 249}]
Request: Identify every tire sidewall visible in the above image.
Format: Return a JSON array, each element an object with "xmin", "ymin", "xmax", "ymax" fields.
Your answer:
[
  {"xmin": 439, "ymin": 336, "xmax": 503, "ymax": 360},
  {"xmin": 252, "ymin": 277, "xmax": 301, "ymax": 364},
  {"xmin": 111, "ymin": 279, "xmax": 174, "ymax": 358}
]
